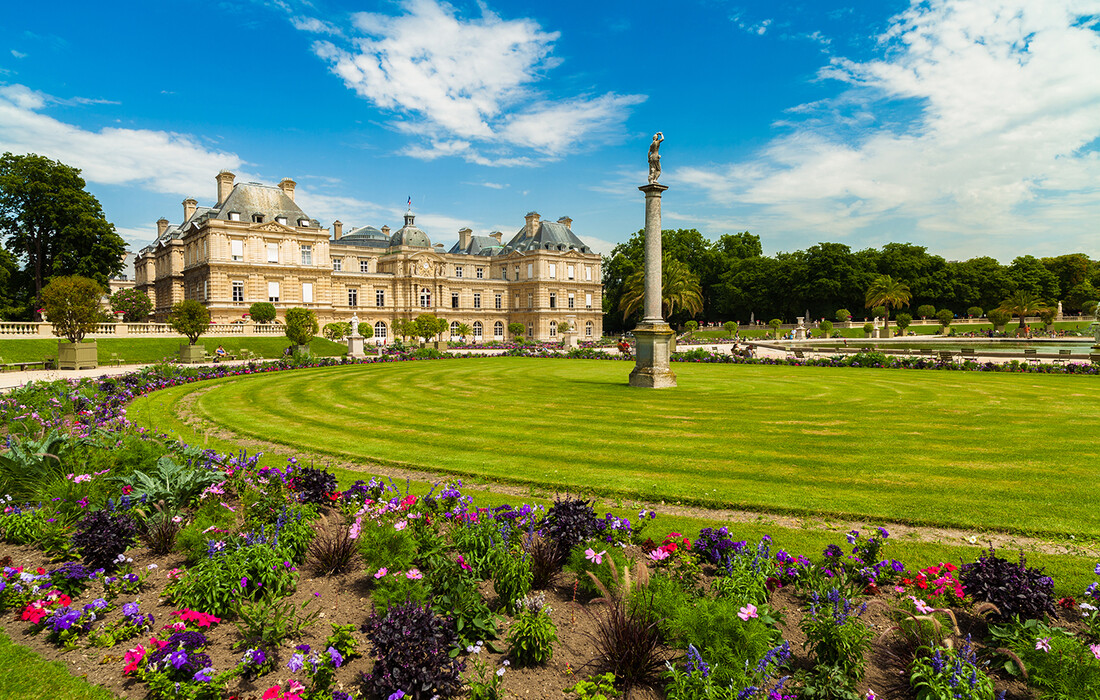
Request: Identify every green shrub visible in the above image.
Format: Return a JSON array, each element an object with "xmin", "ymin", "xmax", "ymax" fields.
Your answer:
[
  {"xmin": 121, "ymin": 455, "xmax": 222, "ymax": 511},
  {"xmin": 248, "ymin": 302, "xmax": 276, "ymax": 324},
  {"xmin": 41, "ymin": 275, "xmax": 104, "ymax": 343},
  {"xmin": 507, "ymin": 592, "xmax": 557, "ymax": 666},
  {"xmin": 799, "ymin": 588, "xmax": 873, "ymax": 685},
  {"xmin": 170, "ymin": 542, "xmax": 298, "ymax": 617},
  {"xmin": 862, "ymin": 322, "xmax": 874, "ymax": 337},
  {"xmin": 110, "ymin": 288, "xmax": 152, "ymax": 322},
  {"xmin": 967, "ymin": 306, "xmax": 984, "ymax": 318},
  {"xmin": 169, "ymin": 299, "xmax": 210, "ymax": 345},
  {"xmin": 284, "ymin": 307, "xmax": 318, "ymax": 345},
  {"xmin": 935, "ymin": 309, "xmax": 954, "ymax": 333},
  {"xmin": 916, "ymin": 304, "xmax": 936, "ymax": 319},
  {"xmin": 492, "ymin": 544, "xmax": 533, "ymax": 612},
  {"xmin": 835, "ymin": 309, "xmax": 851, "ymax": 322}
]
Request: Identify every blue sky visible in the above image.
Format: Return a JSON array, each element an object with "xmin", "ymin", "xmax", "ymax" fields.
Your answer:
[{"xmin": 3, "ymin": 0, "xmax": 1099, "ymax": 269}]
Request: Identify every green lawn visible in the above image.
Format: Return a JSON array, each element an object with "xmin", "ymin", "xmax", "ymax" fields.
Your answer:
[
  {"xmin": 129, "ymin": 357, "xmax": 1100, "ymax": 540},
  {"xmin": 691, "ymin": 319, "xmax": 1094, "ymax": 340},
  {"xmin": 0, "ymin": 628, "xmax": 118, "ymax": 700},
  {"xmin": 0, "ymin": 336, "xmax": 347, "ymax": 364}
]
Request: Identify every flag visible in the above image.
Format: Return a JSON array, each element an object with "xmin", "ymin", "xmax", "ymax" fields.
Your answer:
[{"xmin": 407, "ymin": 196, "xmax": 412, "ymax": 209}]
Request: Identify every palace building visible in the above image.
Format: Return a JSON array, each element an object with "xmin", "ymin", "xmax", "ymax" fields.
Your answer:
[{"xmin": 133, "ymin": 172, "xmax": 604, "ymax": 342}]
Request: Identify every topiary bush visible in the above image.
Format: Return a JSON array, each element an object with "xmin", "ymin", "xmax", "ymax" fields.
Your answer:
[
  {"xmin": 543, "ymin": 497, "xmax": 597, "ymax": 560},
  {"xmin": 959, "ymin": 547, "xmax": 1055, "ymax": 622},
  {"xmin": 360, "ymin": 601, "xmax": 464, "ymax": 699},
  {"xmin": 291, "ymin": 466, "xmax": 338, "ymax": 505},
  {"xmin": 71, "ymin": 509, "xmax": 139, "ymax": 571}
]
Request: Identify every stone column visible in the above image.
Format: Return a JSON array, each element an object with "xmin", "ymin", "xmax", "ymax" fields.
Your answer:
[{"xmin": 629, "ymin": 184, "xmax": 676, "ymax": 388}]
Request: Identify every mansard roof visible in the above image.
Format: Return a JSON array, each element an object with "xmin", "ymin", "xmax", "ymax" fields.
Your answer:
[
  {"xmin": 337, "ymin": 225, "xmax": 390, "ymax": 249},
  {"xmin": 200, "ymin": 183, "xmax": 320, "ymax": 228},
  {"xmin": 501, "ymin": 220, "xmax": 594, "ymax": 254},
  {"xmin": 447, "ymin": 235, "xmax": 505, "ymax": 256}
]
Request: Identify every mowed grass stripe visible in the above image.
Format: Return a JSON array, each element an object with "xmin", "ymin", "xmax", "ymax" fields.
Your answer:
[{"xmin": 176, "ymin": 357, "xmax": 1099, "ymax": 537}]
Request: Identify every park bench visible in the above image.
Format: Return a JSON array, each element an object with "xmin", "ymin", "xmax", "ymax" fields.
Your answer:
[
  {"xmin": 205, "ymin": 351, "xmax": 237, "ymax": 363},
  {"xmin": 919, "ymin": 347, "xmax": 935, "ymax": 358},
  {"xmin": 960, "ymin": 348, "xmax": 976, "ymax": 361},
  {"xmin": 1055, "ymin": 349, "xmax": 1072, "ymax": 365},
  {"xmin": 1023, "ymin": 348, "xmax": 1040, "ymax": 364},
  {"xmin": 936, "ymin": 351, "xmax": 956, "ymax": 362},
  {"xmin": 0, "ymin": 359, "xmax": 45, "ymax": 372},
  {"xmin": 108, "ymin": 353, "xmax": 123, "ymax": 367}
]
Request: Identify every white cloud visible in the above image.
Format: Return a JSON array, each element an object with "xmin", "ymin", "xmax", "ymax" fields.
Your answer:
[
  {"xmin": 464, "ymin": 181, "xmax": 508, "ymax": 189},
  {"xmin": 301, "ymin": 0, "xmax": 644, "ymax": 164},
  {"xmin": 680, "ymin": 0, "xmax": 1100, "ymax": 256},
  {"xmin": 0, "ymin": 83, "xmax": 245, "ymax": 196},
  {"xmin": 11, "ymin": 50, "xmax": 26, "ymax": 59},
  {"xmin": 290, "ymin": 16, "xmax": 343, "ymax": 36}
]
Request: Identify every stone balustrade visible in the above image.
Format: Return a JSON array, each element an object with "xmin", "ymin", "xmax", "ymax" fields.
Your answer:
[{"xmin": 0, "ymin": 322, "xmax": 286, "ymax": 339}]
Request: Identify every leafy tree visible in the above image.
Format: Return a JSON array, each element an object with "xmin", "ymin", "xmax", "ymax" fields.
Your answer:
[
  {"xmin": 1064, "ymin": 281, "xmax": 1097, "ymax": 314},
  {"xmin": 987, "ymin": 309, "xmax": 1012, "ymax": 331},
  {"xmin": 0, "ymin": 153, "xmax": 126, "ymax": 312},
  {"xmin": 835, "ymin": 309, "xmax": 851, "ymax": 322},
  {"xmin": 508, "ymin": 321, "xmax": 525, "ymax": 340},
  {"xmin": 556, "ymin": 320, "xmax": 571, "ymax": 337},
  {"xmin": 1038, "ymin": 308, "xmax": 1056, "ymax": 328},
  {"xmin": 768, "ymin": 318, "xmax": 782, "ymax": 338},
  {"xmin": 894, "ymin": 313, "xmax": 912, "ymax": 335},
  {"xmin": 818, "ymin": 320, "xmax": 834, "ymax": 336},
  {"xmin": 683, "ymin": 320, "xmax": 699, "ymax": 334},
  {"xmin": 284, "ymin": 307, "xmax": 318, "ymax": 346},
  {"xmin": 864, "ymin": 275, "xmax": 911, "ymax": 338},
  {"xmin": 109, "ymin": 288, "xmax": 152, "ymax": 322},
  {"xmin": 863, "ymin": 322, "xmax": 874, "ymax": 337},
  {"xmin": 413, "ymin": 314, "xmax": 447, "ymax": 342},
  {"xmin": 1084, "ymin": 300, "xmax": 1098, "ymax": 318},
  {"xmin": 871, "ymin": 305, "xmax": 887, "ymax": 319},
  {"xmin": 359, "ymin": 322, "xmax": 372, "ymax": 338},
  {"xmin": 0, "ymin": 247, "xmax": 23, "ymax": 319},
  {"xmin": 323, "ymin": 322, "xmax": 351, "ymax": 340},
  {"xmin": 996, "ymin": 291, "xmax": 1047, "ymax": 336},
  {"xmin": 40, "ymin": 275, "xmax": 104, "ymax": 343},
  {"xmin": 456, "ymin": 322, "xmax": 473, "ymax": 340},
  {"xmin": 723, "ymin": 320, "xmax": 737, "ymax": 337},
  {"xmin": 618, "ymin": 254, "xmax": 703, "ymax": 322},
  {"xmin": 1040, "ymin": 253, "xmax": 1091, "ymax": 299},
  {"xmin": 169, "ymin": 300, "xmax": 210, "ymax": 345},
  {"xmin": 935, "ymin": 309, "xmax": 954, "ymax": 334},
  {"xmin": 916, "ymin": 304, "xmax": 936, "ymax": 319},
  {"xmin": 392, "ymin": 318, "xmax": 410, "ymax": 341},
  {"xmin": 967, "ymin": 306, "xmax": 984, "ymax": 318},
  {"xmin": 249, "ymin": 302, "xmax": 277, "ymax": 324},
  {"xmin": 1007, "ymin": 256, "xmax": 1059, "ymax": 300}
]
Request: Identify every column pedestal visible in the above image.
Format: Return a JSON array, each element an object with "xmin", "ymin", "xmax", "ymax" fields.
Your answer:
[
  {"xmin": 347, "ymin": 334, "xmax": 365, "ymax": 358},
  {"xmin": 629, "ymin": 322, "xmax": 677, "ymax": 388}
]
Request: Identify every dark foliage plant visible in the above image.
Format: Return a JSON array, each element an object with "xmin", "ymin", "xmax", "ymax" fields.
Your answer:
[
  {"xmin": 591, "ymin": 596, "xmax": 665, "ymax": 692},
  {"xmin": 543, "ymin": 496, "xmax": 597, "ymax": 559},
  {"xmin": 360, "ymin": 601, "xmax": 465, "ymax": 699},
  {"xmin": 959, "ymin": 547, "xmax": 1055, "ymax": 622},
  {"xmin": 71, "ymin": 509, "xmax": 138, "ymax": 571},
  {"xmin": 142, "ymin": 510, "xmax": 182, "ymax": 556},
  {"xmin": 307, "ymin": 520, "xmax": 358, "ymax": 575},
  {"xmin": 524, "ymin": 532, "xmax": 562, "ymax": 589},
  {"xmin": 291, "ymin": 467, "xmax": 338, "ymax": 505}
]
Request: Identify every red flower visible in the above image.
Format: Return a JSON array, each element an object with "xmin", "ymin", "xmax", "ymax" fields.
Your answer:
[
  {"xmin": 35, "ymin": 567, "xmax": 45, "ymax": 575},
  {"xmin": 121, "ymin": 485, "xmax": 133, "ymax": 495}
]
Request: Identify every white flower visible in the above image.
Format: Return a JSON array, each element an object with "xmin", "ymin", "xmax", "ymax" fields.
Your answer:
[{"xmin": 496, "ymin": 667, "xmax": 506, "ymax": 677}]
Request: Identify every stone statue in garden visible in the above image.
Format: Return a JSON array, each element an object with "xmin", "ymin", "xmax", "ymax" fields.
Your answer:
[
  {"xmin": 647, "ymin": 132, "xmax": 664, "ymax": 184},
  {"xmin": 350, "ymin": 313, "xmax": 359, "ymax": 335}
]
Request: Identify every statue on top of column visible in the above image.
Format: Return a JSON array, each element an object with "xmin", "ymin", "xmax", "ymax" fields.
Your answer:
[{"xmin": 647, "ymin": 132, "xmax": 664, "ymax": 184}]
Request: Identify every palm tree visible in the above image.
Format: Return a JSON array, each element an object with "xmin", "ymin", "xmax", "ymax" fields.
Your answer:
[
  {"xmin": 456, "ymin": 322, "xmax": 473, "ymax": 342},
  {"xmin": 996, "ymin": 291, "xmax": 1047, "ymax": 336},
  {"xmin": 864, "ymin": 275, "xmax": 912, "ymax": 338},
  {"xmin": 618, "ymin": 255, "xmax": 703, "ymax": 321}
]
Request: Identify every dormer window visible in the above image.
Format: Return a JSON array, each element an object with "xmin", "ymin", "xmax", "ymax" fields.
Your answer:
[
  {"xmin": 252, "ymin": 214, "xmax": 265, "ymax": 223},
  {"xmin": 275, "ymin": 216, "xmax": 287, "ymax": 225},
  {"xmin": 298, "ymin": 218, "xmax": 309, "ymax": 227},
  {"xmin": 228, "ymin": 212, "xmax": 241, "ymax": 222}
]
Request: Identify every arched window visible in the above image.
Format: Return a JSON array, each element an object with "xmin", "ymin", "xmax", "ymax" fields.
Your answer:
[
  {"xmin": 549, "ymin": 323, "xmax": 557, "ymax": 337},
  {"xmin": 374, "ymin": 321, "xmax": 387, "ymax": 339},
  {"xmin": 419, "ymin": 288, "xmax": 431, "ymax": 308},
  {"xmin": 450, "ymin": 321, "xmax": 460, "ymax": 337},
  {"xmin": 494, "ymin": 321, "xmax": 504, "ymax": 338},
  {"xmin": 585, "ymin": 321, "xmax": 593, "ymax": 337},
  {"xmin": 473, "ymin": 321, "xmax": 483, "ymax": 338}
]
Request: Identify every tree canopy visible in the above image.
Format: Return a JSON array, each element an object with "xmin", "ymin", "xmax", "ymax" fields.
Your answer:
[
  {"xmin": 0, "ymin": 153, "xmax": 125, "ymax": 318},
  {"xmin": 40, "ymin": 275, "xmax": 104, "ymax": 343}
]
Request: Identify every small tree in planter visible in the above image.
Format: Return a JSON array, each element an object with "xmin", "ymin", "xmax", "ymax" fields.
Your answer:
[
  {"xmin": 967, "ymin": 306, "xmax": 984, "ymax": 319},
  {"xmin": 935, "ymin": 308, "xmax": 954, "ymax": 335},
  {"xmin": 284, "ymin": 307, "xmax": 318, "ymax": 355},
  {"xmin": 41, "ymin": 275, "xmax": 104, "ymax": 370},
  {"xmin": 413, "ymin": 314, "xmax": 448, "ymax": 347},
  {"xmin": 169, "ymin": 300, "xmax": 211, "ymax": 363},
  {"xmin": 109, "ymin": 288, "xmax": 152, "ymax": 322},
  {"xmin": 1038, "ymin": 307, "xmax": 1056, "ymax": 331},
  {"xmin": 916, "ymin": 304, "xmax": 936, "ymax": 320},
  {"xmin": 249, "ymin": 302, "xmax": 277, "ymax": 324},
  {"xmin": 508, "ymin": 321, "xmax": 525, "ymax": 341},
  {"xmin": 683, "ymin": 320, "xmax": 699, "ymax": 338},
  {"xmin": 456, "ymin": 322, "xmax": 473, "ymax": 343},
  {"xmin": 895, "ymin": 313, "xmax": 912, "ymax": 336},
  {"xmin": 835, "ymin": 308, "xmax": 852, "ymax": 323},
  {"xmin": 723, "ymin": 320, "xmax": 738, "ymax": 338},
  {"xmin": 818, "ymin": 320, "xmax": 834, "ymax": 337},
  {"xmin": 768, "ymin": 318, "xmax": 782, "ymax": 339},
  {"xmin": 863, "ymin": 322, "xmax": 874, "ymax": 337},
  {"xmin": 987, "ymin": 309, "xmax": 1011, "ymax": 333}
]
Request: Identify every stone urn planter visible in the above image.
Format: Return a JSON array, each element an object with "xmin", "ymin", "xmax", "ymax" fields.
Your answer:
[
  {"xmin": 179, "ymin": 344, "xmax": 206, "ymax": 364},
  {"xmin": 58, "ymin": 341, "xmax": 98, "ymax": 370}
]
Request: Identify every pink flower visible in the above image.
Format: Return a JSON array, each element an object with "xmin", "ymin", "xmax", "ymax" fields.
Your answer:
[
  {"xmin": 406, "ymin": 569, "xmax": 423, "ymax": 580},
  {"xmin": 374, "ymin": 568, "xmax": 388, "ymax": 579},
  {"xmin": 648, "ymin": 549, "xmax": 670, "ymax": 562},
  {"xmin": 349, "ymin": 517, "xmax": 362, "ymax": 540},
  {"xmin": 1036, "ymin": 637, "xmax": 1051, "ymax": 652},
  {"xmin": 909, "ymin": 596, "xmax": 933, "ymax": 614},
  {"xmin": 585, "ymin": 548, "xmax": 606, "ymax": 565},
  {"xmin": 457, "ymin": 555, "xmax": 471, "ymax": 571},
  {"xmin": 394, "ymin": 520, "xmax": 407, "ymax": 531},
  {"xmin": 737, "ymin": 604, "xmax": 758, "ymax": 621},
  {"xmin": 1091, "ymin": 644, "xmax": 1100, "ymax": 660}
]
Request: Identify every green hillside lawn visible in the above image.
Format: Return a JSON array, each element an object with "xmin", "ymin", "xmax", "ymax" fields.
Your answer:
[
  {"xmin": 129, "ymin": 356, "xmax": 1100, "ymax": 540},
  {"xmin": 0, "ymin": 337, "xmax": 347, "ymax": 365},
  {"xmin": 691, "ymin": 319, "xmax": 1094, "ymax": 340}
]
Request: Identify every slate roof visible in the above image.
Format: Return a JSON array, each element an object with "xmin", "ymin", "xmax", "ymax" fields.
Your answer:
[
  {"xmin": 197, "ymin": 183, "xmax": 320, "ymax": 228},
  {"xmin": 447, "ymin": 234, "xmax": 505, "ymax": 256},
  {"xmin": 501, "ymin": 220, "xmax": 594, "ymax": 254},
  {"xmin": 337, "ymin": 225, "xmax": 390, "ymax": 249},
  {"xmin": 389, "ymin": 213, "xmax": 431, "ymax": 248}
]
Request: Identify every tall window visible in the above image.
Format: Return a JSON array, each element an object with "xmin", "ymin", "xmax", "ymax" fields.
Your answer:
[
  {"xmin": 568, "ymin": 293, "xmax": 575, "ymax": 309},
  {"xmin": 232, "ymin": 281, "xmax": 244, "ymax": 302},
  {"xmin": 494, "ymin": 321, "xmax": 503, "ymax": 338},
  {"xmin": 476, "ymin": 267, "xmax": 484, "ymax": 279},
  {"xmin": 549, "ymin": 292, "xmax": 556, "ymax": 309},
  {"xmin": 202, "ymin": 280, "xmax": 208, "ymax": 300},
  {"xmin": 514, "ymin": 266, "xmax": 519, "ymax": 279},
  {"xmin": 455, "ymin": 266, "xmax": 463, "ymax": 278},
  {"xmin": 450, "ymin": 321, "xmax": 460, "ymax": 337},
  {"xmin": 527, "ymin": 263, "xmax": 533, "ymax": 279},
  {"xmin": 494, "ymin": 293, "xmax": 502, "ymax": 309},
  {"xmin": 473, "ymin": 321, "xmax": 483, "ymax": 338},
  {"xmin": 567, "ymin": 264, "xmax": 575, "ymax": 280},
  {"xmin": 526, "ymin": 323, "xmax": 533, "ymax": 337},
  {"xmin": 586, "ymin": 321, "xmax": 593, "ymax": 337},
  {"xmin": 420, "ymin": 288, "xmax": 431, "ymax": 308},
  {"xmin": 348, "ymin": 289, "xmax": 358, "ymax": 307},
  {"xmin": 451, "ymin": 292, "xmax": 459, "ymax": 309},
  {"xmin": 585, "ymin": 293, "xmax": 592, "ymax": 308},
  {"xmin": 585, "ymin": 266, "xmax": 592, "ymax": 281},
  {"xmin": 266, "ymin": 242, "xmax": 278, "ymax": 263},
  {"xmin": 376, "ymin": 289, "xmax": 385, "ymax": 307},
  {"xmin": 473, "ymin": 293, "xmax": 481, "ymax": 309},
  {"xmin": 549, "ymin": 264, "xmax": 556, "ymax": 279},
  {"xmin": 300, "ymin": 245, "xmax": 312, "ymax": 265},
  {"xmin": 502, "ymin": 268, "xmax": 508, "ymax": 280},
  {"xmin": 549, "ymin": 323, "xmax": 557, "ymax": 337},
  {"xmin": 374, "ymin": 321, "xmax": 387, "ymax": 339},
  {"xmin": 275, "ymin": 216, "xmax": 287, "ymax": 225},
  {"xmin": 332, "ymin": 258, "xmax": 342, "ymax": 271},
  {"xmin": 360, "ymin": 259, "xmax": 369, "ymax": 273},
  {"xmin": 267, "ymin": 281, "xmax": 280, "ymax": 303},
  {"xmin": 527, "ymin": 293, "xmax": 532, "ymax": 309},
  {"xmin": 303, "ymin": 282, "xmax": 314, "ymax": 303},
  {"xmin": 231, "ymin": 239, "xmax": 244, "ymax": 261}
]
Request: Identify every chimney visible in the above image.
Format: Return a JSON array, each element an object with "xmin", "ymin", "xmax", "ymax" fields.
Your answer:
[
  {"xmin": 557, "ymin": 216, "xmax": 572, "ymax": 230},
  {"xmin": 156, "ymin": 217, "xmax": 169, "ymax": 236},
  {"xmin": 458, "ymin": 227, "xmax": 472, "ymax": 250},
  {"xmin": 381, "ymin": 225, "xmax": 391, "ymax": 237},
  {"xmin": 333, "ymin": 220, "xmax": 343, "ymax": 240},
  {"xmin": 182, "ymin": 198, "xmax": 197, "ymax": 222},
  {"xmin": 216, "ymin": 170, "xmax": 236, "ymax": 206},
  {"xmin": 490, "ymin": 231, "xmax": 502, "ymax": 244},
  {"xmin": 525, "ymin": 211, "xmax": 540, "ymax": 239},
  {"xmin": 278, "ymin": 177, "xmax": 297, "ymax": 202}
]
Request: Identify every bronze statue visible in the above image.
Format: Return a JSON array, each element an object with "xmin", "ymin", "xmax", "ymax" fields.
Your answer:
[{"xmin": 647, "ymin": 132, "xmax": 664, "ymax": 184}]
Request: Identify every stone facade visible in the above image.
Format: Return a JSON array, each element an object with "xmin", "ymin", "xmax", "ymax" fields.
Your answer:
[{"xmin": 134, "ymin": 172, "xmax": 604, "ymax": 342}]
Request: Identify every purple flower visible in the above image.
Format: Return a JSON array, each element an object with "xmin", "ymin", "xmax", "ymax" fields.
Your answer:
[
  {"xmin": 168, "ymin": 649, "xmax": 189, "ymax": 670},
  {"xmin": 388, "ymin": 692, "xmax": 406, "ymax": 700},
  {"xmin": 287, "ymin": 653, "xmax": 304, "ymax": 673},
  {"xmin": 327, "ymin": 646, "xmax": 343, "ymax": 668},
  {"xmin": 192, "ymin": 666, "xmax": 214, "ymax": 682}
]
